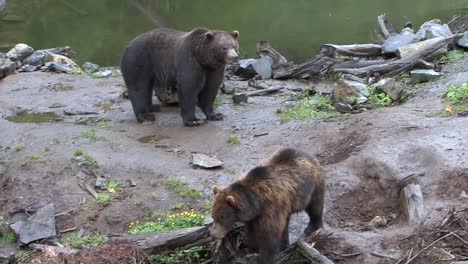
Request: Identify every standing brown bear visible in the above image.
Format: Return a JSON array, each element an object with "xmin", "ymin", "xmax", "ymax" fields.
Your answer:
[
  {"xmin": 210, "ymin": 148, "xmax": 325, "ymax": 264},
  {"xmin": 120, "ymin": 27, "xmax": 239, "ymax": 126}
]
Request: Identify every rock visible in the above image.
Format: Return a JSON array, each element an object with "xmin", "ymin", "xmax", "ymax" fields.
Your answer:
[
  {"xmin": 252, "ymin": 57, "xmax": 273, "ymax": 79},
  {"xmin": 10, "ymin": 203, "xmax": 56, "ymax": 244},
  {"xmin": 410, "ymin": 69, "xmax": 444, "ymax": 83},
  {"xmin": 343, "ymin": 80, "xmax": 369, "ymax": 97},
  {"xmin": 382, "ymin": 34, "xmax": 420, "ymax": 55},
  {"xmin": 43, "ymin": 46, "xmax": 75, "ymax": 58},
  {"xmin": 18, "ymin": 64, "xmax": 37, "ymax": 72},
  {"xmin": 0, "ymin": 246, "xmax": 17, "ymax": 264},
  {"xmin": 232, "ymin": 93, "xmax": 248, "ymax": 104},
  {"xmin": 95, "ymin": 176, "xmax": 108, "ymax": 190},
  {"xmin": 334, "ymin": 103, "xmax": 354, "ymax": 113},
  {"xmin": 94, "ymin": 69, "xmax": 112, "ymax": 77},
  {"xmin": 0, "ymin": 52, "xmax": 5, "ymax": 59},
  {"xmin": 50, "ymin": 53, "xmax": 81, "ymax": 72},
  {"xmin": 234, "ymin": 59, "xmax": 257, "ymax": 79},
  {"xmin": 332, "ymin": 81, "xmax": 358, "ymax": 104},
  {"xmin": 0, "ymin": 58, "xmax": 15, "ymax": 79},
  {"xmin": 416, "ymin": 19, "xmax": 452, "ymax": 40},
  {"xmin": 0, "ymin": 0, "xmax": 6, "ymax": 11},
  {"xmin": 82, "ymin": 62, "xmax": 100, "ymax": 73},
  {"xmin": 374, "ymin": 78, "xmax": 403, "ymax": 101},
  {"xmin": 6, "ymin": 43, "xmax": 34, "ymax": 62},
  {"xmin": 366, "ymin": 216, "xmax": 388, "ymax": 230},
  {"xmin": 456, "ymin": 31, "xmax": 468, "ymax": 49},
  {"xmin": 191, "ymin": 153, "xmax": 224, "ymax": 169},
  {"xmin": 41, "ymin": 62, "xmax": 72, "ymax": 73},
  {"xmin": 356, "ymin": 96, "xmax": 368, "ymax": 104},
  {"xmin": 22, "ymin": 50, "xmax": 52, "ymax": 66}
]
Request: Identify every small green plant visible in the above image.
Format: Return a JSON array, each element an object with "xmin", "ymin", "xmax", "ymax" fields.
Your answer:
[
  {"xmin": 53, "ymin": 139, "xmax": 62, "ymax": 145},
  {"xmin": 149, "ymin": 246, "xmax": 210, "ymax": 264},
  {"xmin": 61, "ymin": 233, "xmax": 107, "ymax": 249},
  {"xmin": 443, "ymin": 83, "xmax": 468, "ymax": 105},
  {"xmin": 43, "ymin": 146, "xmax": 50, "ymax": 152},
  {"xmin": 227, "ymin": 135, "xmax": 240, "ymax": 145},
  {"xmin": 164, "ymin": 180, "xmax": 203, "ymax": 199},
  {"xmin": 128, "ymin": 210, "xmax": 205, "ymax": 235},
  {"xmin": 437, "ymin": 51, "xmax": 466, "ymax": 63},
  {"xmin": 368, "ymin": 86, "xmax": 393, "ymax": 108},
  {"xmin": 15, "ymin": 250, "xmax": 29, "ymax": 263},
  {"xmin": 106, "ymin": 179, "xmax": 119, "ymax": 192},
  {"xmin": 14, "ymin": 144, "xmax": 25, "ymax": 152},
  {"xmin": 97, "ymin": 193, "xmax": 111, "ymax": 203},
  {"xmin": 98, "ymin": 121, "xmax": 112, "ymax": 130},
  {"xmin": 22, "ymin": 153, "xmax": 43, "ymax": 167},
  {"xmin": 172, "ymin": 203, "xmax": 183, "ymax": 210},
  {"xmin": 277, "ymin": 95, "xmax": 339, "ymax": 123},
  {"xmin": 27, "ymin": 154, "xmax": 40, "ymax": 161},
  {"xmin": 68, "ymin": 69, "xmax": 83, "ymax": 76},
  {"xmin": 73, "ymin": 149, "xmax": 99, "ymax": 169},
  {"xmin": 79, "ymin": 129, "xmax": 99, "ymax": 142}
]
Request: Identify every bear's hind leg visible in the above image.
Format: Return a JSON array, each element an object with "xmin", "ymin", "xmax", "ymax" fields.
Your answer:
[
  {"xmin": 280, "ymin": 216, "xmax": 290, "ymax": 250},
  {"xmin": 304, "ymin": 192, "xmax": 324, "ymax": 235},
  {"xmin": 129, "ymin": 80, "xmax": 155, "ymax": 122}
]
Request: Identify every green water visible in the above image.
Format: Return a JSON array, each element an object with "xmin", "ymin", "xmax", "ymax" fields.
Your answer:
[{"xmin": 0, "ymin": 0, "xmax": 466, "ymax": 65}]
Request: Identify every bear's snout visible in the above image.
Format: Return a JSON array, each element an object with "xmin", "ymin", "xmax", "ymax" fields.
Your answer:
[{"xmin": 226, "ymin": 49, "xmax": 239, "ymax": 63}]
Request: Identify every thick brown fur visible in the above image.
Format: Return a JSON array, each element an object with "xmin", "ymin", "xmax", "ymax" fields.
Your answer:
[
  {"xmin": 121, "ymin": 27, "xmax": 239, "ymax": 126},
  {"xmin": 210, "ymin": 148, "xmax": 324, "ymax": 264}
]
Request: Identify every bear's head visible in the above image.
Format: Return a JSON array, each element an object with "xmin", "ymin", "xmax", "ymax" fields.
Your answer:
[
  {"xmin": 199, "ymin": 30, "xmax": 239, "ymax": 68},
  {"xmin": 209, "ymin": 183, "xmax": 262, "ymax": 239}
]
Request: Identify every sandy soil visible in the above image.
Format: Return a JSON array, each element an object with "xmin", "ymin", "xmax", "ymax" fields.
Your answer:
[{"xmin": 0, "ymin": 57, "xmax": 467, "ymax": 263}]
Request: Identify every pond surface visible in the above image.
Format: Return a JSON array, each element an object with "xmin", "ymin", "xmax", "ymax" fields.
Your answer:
[{"xmin": 1, "ymin": 0, "xmax": 466, "ymax": 65}]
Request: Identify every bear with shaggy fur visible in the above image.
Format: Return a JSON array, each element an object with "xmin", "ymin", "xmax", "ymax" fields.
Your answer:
[
  {"xmin": 210, "ymin": 148, "xmax": 325, "ymax": 264},
  {"xmin": 120, "ymin": 27, "xmax": 239, "ymax": 126}
]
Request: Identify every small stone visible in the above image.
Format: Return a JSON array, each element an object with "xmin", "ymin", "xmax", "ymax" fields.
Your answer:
[
  {"xmin": 234, "ymin": 58, "xmax": 257, "ymax": 79},
  {"xmin": 204, "ymin": 215, "xmax": 213, "ymax": 225},
  {"xmin": 457, "ymin": 31, "xmax": 468, "ymax": 49},
  {"xmin": 6, "ymin": 43, "xmax": 34, "ymax": 61},
  {"xmin": 374, "ymin": 78, "xmax": 403, "ymax": 101},
  {"xmin": 18, "ymin": 64, "xmax": 37, "ymax": 72},
  {"xmin": 334, "ymin": 103, "xmax": 354, "ymax": 113},
  {"xmin": 343, "ymin": 80, "xmax": 369, "ymax": 97},
  {"xmin": 191, "ymin": 153, "xmax": 224, "ymax": 169},
  {"xmin": 0, "ymin": 58, "xmax": 15, "ymax": 79},
  {"xmin": 0, "ymin": 246, "xmax": 17, "ymax": 264},
  {"xmin": 42, "ymin": 62, "xmax": 72, "ymax": 73},
  {"xmin": 410, "ymin": 69, "xmax": 443, "ymax": 83},
  {"xmin": 95, "ymin": 176, "xmax": 108, "ymax": 189},
  {"xmin": 366, "ymin": 215, "xmax": 388, "ymax": 230},
  {"xmin": 382, "ymin": 34, "xmax": 420, "ymax": 55},
  {"xmin": 232, "ymin": 93, "xmax": 248, "ymax": 104},
  {"xmin": 82, "ymin": 62, "xmax": 100, "ymax": 73}
]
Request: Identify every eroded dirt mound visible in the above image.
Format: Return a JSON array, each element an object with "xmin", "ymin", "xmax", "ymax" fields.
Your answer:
[{"xmin": 24, "ymin": 242, "xmax": 149, "ymax": 264}]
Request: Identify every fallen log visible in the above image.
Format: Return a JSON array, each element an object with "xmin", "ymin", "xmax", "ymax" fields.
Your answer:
[
  {"xmin": 396, "ymin": 36, "xmax": 448, "ymax": 60},
  {"xmin": 257, "ymin": 40, "xmax": 288, "ymax": 66},
  {"xmin": 29, "ymin": 243, "xmax": 79, "ymax": 255},
  {"xmin": 400, "ymin": 183, "xmax": 425, "ymax": 225},
  {"xmin": 273, "ymin": 55, "xmax": 338, "ymax": 79},
  {"xmin": 110, "ymin": 226, "xmax": 211, "ymax": 255},
  {"xmin": 297, "ymin": 239, "xmax": 335, "ymax": 264},
  {"xmin": 377, "ymin": 14, "xmax": 396, "ymax": 39},
  {"xmin": 320, "ymin": 44, "xmax": 382, "ymax": 58},
  {"xmin": 232, "ymin": 86, "xmax": 284, "ymax": 104}
]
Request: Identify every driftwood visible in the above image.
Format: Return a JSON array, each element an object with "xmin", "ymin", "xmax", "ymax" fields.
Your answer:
[
  {"xmin": 377, "ymin": 14, "xmax": 396, "ymax": 39},
  {"xmin": 110, "ymin": 226, "xmax": 211, "ymax": 255},
  {"xmin": 297, "ymin": 239, "xmax": 335, "ymax": 264},
  {"xmin": 273, "ymin": 55, "xmax": 338, "ymax": 79},
  {"xmin": 396, "ymin": 36, "xmax": 449, "ymax": 60},
  {"xmin": 232, "ymin": 86, "xmax": 283, "ymax": 104},
  {"xmin": 78, "ymin": 182, "xmax": 98, "ymax": 200},
  {"xmin": 400, "ymin": 183, "xmax": 425, "ymax": 225},
  {"xmin": 29, "ymin": 243, "xmax": 79, "ymax": 254},
  {"xmin": 320, "ymin": 44, "xmax": 382, "ymax": 58},
  {"xmin": 257, "ymin": 40, "xmax": 288, "ymax": 66}
]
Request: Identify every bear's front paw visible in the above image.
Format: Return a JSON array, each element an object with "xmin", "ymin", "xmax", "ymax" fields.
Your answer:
[
  {"xmin": 184, "ymin": 119, "xmax": 203, "ymax": 127},
  {"xmin": 207, "ymin": 112, "xmax": 224, "ymax": 121},
  {"xmin": 136, "ymin": 113, "xmax": 155, "ymax": 123}
]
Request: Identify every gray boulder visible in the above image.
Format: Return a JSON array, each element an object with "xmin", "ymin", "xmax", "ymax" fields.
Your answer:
[
  {"xmin": 82, "ymin": 62, "xmax": 100, "ymax": 73},
  {"xmin": 374, "ymin": 78, "xmax": 403, "ymax": 101},
  {"xmin": 0, "ymin": 58, "xmax": 15, "ymax": 79},
  {"xmin": 457, "ymin": 31, "xmax": 468, "ymax": 49},
  {"xmin": 410, "ymin": 69, "xmax": 444, "ymax": 83},
  {"xmin": 10, "ymin": 203, "xmax": 57, "ymax": 244},
  {"xmin": 22, "ymin": 50, "xmax": 52, "ymax": 66},
  {"xmin": 41, "ymin": 62, "xmax": 72, "ymax": 73},
  {"xmin": 252, "ymin": 57, "xmax": 273, "ymax": 79},
  {"xmin": 234, "ymin": 59, "xmax": 257, "ymax": 79},
  {"xmin": 0, "ymin": 0, "xmax": 6, "ymax": 11},
  {"xmin": 416, "ymin": 19, "xmax": 452, "ymax": 39},
  {"xmin": 335, "ymin": 103, "xmax": 354, "ymax": 113},
  {"xmin": 382, "ymin": 34, "xmax": 420, "ymax": 55},
  {"xmin": 6, "ymin": 43, "xmax": 34, "ymax": 61},
  {"xmin": 18, "ymin": 64, "xmax": 37, "ymax": 72}
]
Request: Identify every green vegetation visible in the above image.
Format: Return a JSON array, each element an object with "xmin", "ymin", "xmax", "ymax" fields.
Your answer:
[
  {"xmin": 149, "ymin": 246, "xmax": 210, "ymax": 264},
  {"xmin": 437, "ymin": 51, "xmax": 467, "ymax": 63},
  {"xmin": 213, "ymin": 96, "xmax": 223, "ymax": 108},
  {"xmin": 128, "ymin": 210, "xmax": 205, "ymax": 235},
  {"xmin": 78, "ymin": 129, "xmax": 108, "ymax": 142},
  {"xmin": 172, "ymin": 202, "xmax": 183, "ymax": 210},
  {"xmin": 106, "ymin": 179, "xmax": 119, "ymax": 192},
  {"xmin": 14, "ymin": 144, "xmax": 25, "ymax": 152},
  {"xmin": 61, "ymin": 233, "xmax": 107, "ymax": 249},
  {"xmin": 73, "ymin": 149, "xmax": 100, "ymax": 169},
  {"xmin": 227, "ymin": 135, "xmax": 240, "ymax": 145},
  {"xmin": 21, "ymin": 153, "xmax": 43, "ymax": 167},
  {"xmin": 277, "ymin": 95, "xmax": 339, "ymax": 123},
  {"xmin": 443, "ymin": 83, "xmax": 468, "ymax": 114},
  {"xmin": 368, "ymin": 86, "xmax": 393, "ymax": 108},
  {"xmin": 15, "ymin": 250, "xmax": 29, "ymax": 263},
  {"xmin": 98, "ymin": 121, "xmax": 112, "ymax": 130},
  {"xmin": 5, "ymin": 112, "xmax": 60, "ymax": 124},
  {"xmin": 0, "ymin": 215, "xmax": 16, "ymax": 245},
  {"xmin": 164, "ymin": 180, "xmax": 203, "ymax": 199},
  {"xmin": 97, "ymin": 193, "xmax": 111, "ymax": 203}
]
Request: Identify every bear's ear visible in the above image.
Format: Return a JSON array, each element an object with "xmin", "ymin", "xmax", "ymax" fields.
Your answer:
[
  {"xmin": 213, "ymin": 185, "xmax": 223, "ymax": 195},
  {"xmin": 205, "ymin": 31, "xmax": 214, "ymax": 40},
  {"xmin": 225, "ymin": 195, "xmax": 237, "ymax": 207},
  {"xmin": 231, "ymin": 30, "xmax": 239, "ymax": 39}
]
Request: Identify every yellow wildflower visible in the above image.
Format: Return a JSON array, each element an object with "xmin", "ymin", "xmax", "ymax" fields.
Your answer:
[{"xmin": 445, "ymin": 107, "xmax": 452, "ymax": 113}]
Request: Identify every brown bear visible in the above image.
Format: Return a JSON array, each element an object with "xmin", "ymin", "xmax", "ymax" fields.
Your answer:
[
  {"xmin": 120, "ymin": 27, "xmax": 239, "ymax": 126},
  {"xmin": 210, "ymin": 148, "xmax": 325, "ymax": 264}
]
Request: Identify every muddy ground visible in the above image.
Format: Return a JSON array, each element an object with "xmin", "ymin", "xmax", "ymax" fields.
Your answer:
[{"xmin": 0, "ymin": 56, "xmax": 467, "ymax": 263}]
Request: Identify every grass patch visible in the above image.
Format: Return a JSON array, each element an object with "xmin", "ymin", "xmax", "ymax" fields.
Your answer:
[
  {"xmin": 73, "ymin": 149, "xmax": 99, "ymax": 169},
  {"xmin": 97, "ymin": 193, "xmax": 111, "ymax": 203},
  {"xmin": 172, "ymin": 202, "xmax": 183, "ymax": 210},
  {"xmin": 443, "ymin": 83, "xmax": 468, "ymax": 115},
  {"xmin": 21, "ymin": 153, "xmax": 43, "ymax": 167},
  {"xmin": 368, "ymin": 86, "xmax": 393, "ymax": 108},
  {"xmin": 61, "ymin": 233, "xmax": 107, "ymax": 249},
  {"xmin": 78, "ymin": 129, "xmax": 109, "ymax": 142},
  {"xmin": 1, "ymin": 215, "xmax": 16, "ymax": 245},
  {"xmin": 149, "ymin": 246, "xmax": 210, "ymax": 264},
  {"xmin": 15, "ymin": 250, "xmax": 29, "ymax": 263},
  {"xmin": 98, "ymin": 121, "xmax": 112, "ymax": 130},
  {"xmin": 277, "ymin": 95, "xmax": 340, "ymax": 123},
  {"xmin": 14, "ymin": 144, "xmax": 25, "ymax": 152},
  {"xmin": 128, "ymin": 210, "xmax": 205, "ymax": 235},
  {"xmin": 164, "ymin": 179, "xmax": 203, "ymax": 199},
  {"xmin": 437, "ymin": 51, "xmax": 467, "ymax": 63},
  {"xmin": 213, "ymin": 96, "xmax": 223, "ymax": 108},
  {"xmin": 227, "ymin": 135, "xmax": 240, "ymax": 145}
]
